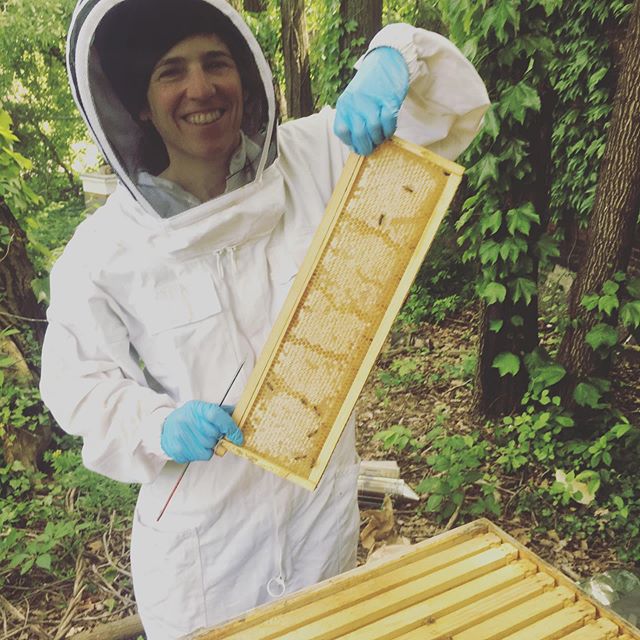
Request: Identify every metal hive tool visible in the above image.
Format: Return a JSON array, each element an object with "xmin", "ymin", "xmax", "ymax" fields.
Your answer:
[
  {"xmin": 220, "ymin": 137, "xmax": 464, "ymax": 489},
  {"xmin": 195, "ymin": 519, "xmax": 640, "ymax": 639}
]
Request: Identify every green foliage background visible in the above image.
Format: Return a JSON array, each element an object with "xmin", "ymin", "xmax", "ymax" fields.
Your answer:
[{"xmin": 1, "ymin": 0, "xmax": 640, "ymax": 600}]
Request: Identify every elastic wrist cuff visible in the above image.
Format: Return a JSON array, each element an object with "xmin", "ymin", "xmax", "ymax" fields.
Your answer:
[{"xmin": 367, "ymin": 25, "xmax": 420, "ymax": 83}]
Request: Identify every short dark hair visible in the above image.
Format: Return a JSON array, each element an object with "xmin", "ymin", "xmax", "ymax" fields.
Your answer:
[{"xmin": 94, "ymin": 0, "xmax": 266, "ymax": 173}]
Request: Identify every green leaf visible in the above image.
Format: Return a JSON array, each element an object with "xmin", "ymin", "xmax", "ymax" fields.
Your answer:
[
  {"xmin": 479, "ymin": 240, "xmax": 501, "ymax": 265},
  {"xmin": 490, "ymin": 319, "xmax": 504, "ymax": 333},
  {"xmin": 499, "ymin": 237, "xmax": 527, "ymax": 263},
  {"xmin": 416, "ymin": 476, "xmax": 438, "ymax": 494},
  {"xmin": 20, "ymin": 557, "xmax": 35, "ymax": 576},
  {"xmin": 426, "ymin": 493, "xmax": 443, "ymax": 511},
  {"xmin": 480, "ymin": 210, "xmax": 503, "ymax": 235},
  {"xmin": 481, "ymin": 282, "xmax": 507, "ymax": 305},
  {"xmin": 588, "ymin": 67, "xmax": 608, "ymax": 90},
  {"xmin": 500, "ymin": 82, "xmax": 541, "ymax": 124},
  {"xmin": 510, "ymin": 315, "xmax": 524, "ymax": 327},
  {"xmin": 492, "ymin": 352, "xmax": 521, "ymax": 377},
  {"xmin": 611, "ymin": 422, "xmax": 632, "ymax": 438},
  {"xmin": 481, "ymin": 0, "xmax": 520, "ymax": 43},
  {"xmin": 573, "ymin": 382, "xmax": 603, "ymax": 408},
  {"xmin": 602, "ymin": 280, "xmax": 619, "ymax": 295},
  {"xmin": 598, "ymin": 294, "xmax": 619, "ymax": 316},
  {"xmin": 531, "ymin": 363, "xmax": 566, "ymax": 387},
  {"xmin": 7, "ymin": 553, "xmax": 29, "ymax": 571},
  {"xmin": 621, "ymin": 301, "xmax": 640, "ymax": 329},
  {"xmin": 534, "ymin": 0, "xmax": 563, "ymax": 16},
  {"xmin": 36, "ymin": 554, "xmax": 52, "ymax": 570},
  {"xmin": 473, "ymin": 154, "xmax": 500, "ymax": 184},
  {"xmin": 581, "ymin": 294, "xmax": 600, "ymax": 311},
  {"xmin": 511, "ymin": 278, "xmax": 537, "ymax": 305},
  {"xmin": 506, "ymin": 203, "xmax": 539, "ymax": 236},
  {"xmin": 483, "ymin": 107, "xmax": 500, "ymax": 140},
  {"xmin": 585, "ymin": 323, "xmax": 618, "ymax": 350}
]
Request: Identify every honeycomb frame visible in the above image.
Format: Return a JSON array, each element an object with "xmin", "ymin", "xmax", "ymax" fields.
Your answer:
[{"xmin": 223, "ymin": 137, "xmax": 464, "ymax": 489}]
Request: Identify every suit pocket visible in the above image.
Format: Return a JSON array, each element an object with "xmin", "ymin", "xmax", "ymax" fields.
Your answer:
[{"xmin": 130, "ymin": 511, "xmax": 206, "ymax": 635}]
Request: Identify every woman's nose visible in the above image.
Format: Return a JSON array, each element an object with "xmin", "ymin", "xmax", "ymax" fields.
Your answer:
[{"xmin": 186, "ymin": 67, "xmax": 216, "ymax": 99}]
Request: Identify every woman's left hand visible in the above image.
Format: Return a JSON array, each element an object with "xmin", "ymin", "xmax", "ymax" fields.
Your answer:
[{"xmin": 333, "ymin": 46, "xmax": 409, "ymax": 156}]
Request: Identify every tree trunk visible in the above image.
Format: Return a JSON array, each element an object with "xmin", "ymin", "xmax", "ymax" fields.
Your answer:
[
  {"xmin": 0, "ymin": 201, "xmax": 46, "ymax": 349},
  {"xmin": 474, "ymin": 296, "xmax": 539, "ymax": 416},
  {"xmin": 244, "ymin": 0, "xmax": 266, "ymax": 11},
  {"xmin": 474, "ymin": 82, "xmax": 555, "ymax": 416},
  {"xmin": 558, "ymin": 0, "xmax": 640, "ymax": 394},
  {"xmin": 0, "ymin": 199, "xmax": 50, "ymax": 469},
  {"xmin": 280, "ymin": 0, "xmax": 313, "ymax": 118},
  {"xmin": 339, "ymin": 0, "xmax": 382, "ymax": 85}
]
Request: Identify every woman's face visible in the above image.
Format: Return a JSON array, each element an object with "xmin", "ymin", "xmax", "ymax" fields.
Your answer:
[{"xmin": 141, "ymin": 33, "xmax": 244, "ymax": 172}]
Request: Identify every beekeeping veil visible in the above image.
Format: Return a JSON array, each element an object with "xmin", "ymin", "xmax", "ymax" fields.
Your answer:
[{"xmin": 67, "ymin": 0, "xmax": 277, "ymax": 211}]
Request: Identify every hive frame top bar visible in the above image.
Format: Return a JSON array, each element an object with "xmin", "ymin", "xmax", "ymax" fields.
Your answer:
[
  {"xmin": 195, "ymin": 519, "xmax": 640, "ymax": 639},
  {"xmin": 222, "ymin": 137, "xmax": 464, "ymax": 489}
]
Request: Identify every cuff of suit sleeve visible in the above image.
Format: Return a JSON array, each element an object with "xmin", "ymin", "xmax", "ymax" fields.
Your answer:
[
  {"xmin": 364, "ymin": 23, "xmax": 421, "ymax": 84},
  {"xmin": 140, "ymin": 405, "xmax": 175, "ymax": 461}
]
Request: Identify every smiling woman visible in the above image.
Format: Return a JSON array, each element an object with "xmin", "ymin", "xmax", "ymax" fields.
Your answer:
[
  {"xmin": 92, "ymin": 0, "xmax": 269, "ymax": 216},
  {"xmin": 40, "ymin": 0, "xmax": 490, "ymax": 637},
  {"xmin": 141, "ymin": 34, "xmax": 245, "ymax": 201}
]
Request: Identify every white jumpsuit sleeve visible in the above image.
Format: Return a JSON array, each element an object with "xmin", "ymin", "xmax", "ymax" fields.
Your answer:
[
  {"xmin": 362, "ymin": 23, "xmax": 490, "ymax": 160},
  {"xmin": 40, "ymin": 247, "xmax": 175, "ymax": 484},
  {"xmin": 278, "ymin": 23, "xmax": 489, "ymax": 231}
]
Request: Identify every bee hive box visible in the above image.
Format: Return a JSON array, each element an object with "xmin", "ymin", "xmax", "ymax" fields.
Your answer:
[
  {"xmin": 195, "ymin": 519, "xmax": 640, "ymax": 640},
  {"xmin": 222, "ymin": 137, "xmax": 463, "ymax": 489}
]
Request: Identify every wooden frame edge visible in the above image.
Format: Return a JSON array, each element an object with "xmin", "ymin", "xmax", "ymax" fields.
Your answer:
[
  {"xmin": 308, "ymin": 168, "xmax": 463, "ymax": 488},
  {"xmin": 479, "ymin": 518, "xmax": 640, "ymax": 637}
]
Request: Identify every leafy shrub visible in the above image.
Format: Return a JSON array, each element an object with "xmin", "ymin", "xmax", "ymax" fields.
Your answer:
[
  {"xmin": 417, "ymin": 424, "xmax": 499, "ymax": 521},
  {"xmin": 373, "ymin": 424, "xmax": 421, "ymax": 452},
  {"xmin": 0, "ymin": 444, "xmax": 137, "ymax": 587},
  {"xmin": 372, "ymin": 412, "xmax": 499, "ymax": 525},
  {"xmin": 378, "ymin": 357, "xmax": 423, "ymax": 389},
  {"xmin": 0, "ymin": 382, "xmax": 49, "ymax": 446}
]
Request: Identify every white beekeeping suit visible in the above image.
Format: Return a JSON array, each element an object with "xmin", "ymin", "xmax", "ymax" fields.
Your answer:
[{"xmin": 40, "ymin": 0, "xmax": 490, "ymax": 637}]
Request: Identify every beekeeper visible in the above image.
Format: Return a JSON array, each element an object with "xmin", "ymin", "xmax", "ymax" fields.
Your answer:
[{"xmin": 40, "ymin": 0, "xmax": 489, "ymax": 637}]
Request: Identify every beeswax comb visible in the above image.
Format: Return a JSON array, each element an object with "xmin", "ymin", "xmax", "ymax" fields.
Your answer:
[{"xmin": 223, "ymin": 137, "xmax": 464, "ymax": 489}]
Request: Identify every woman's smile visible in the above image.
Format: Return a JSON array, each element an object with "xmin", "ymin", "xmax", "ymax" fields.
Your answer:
[{"xmin": 183, "ymin": 109, "xmax": 225, "ymax": 125}]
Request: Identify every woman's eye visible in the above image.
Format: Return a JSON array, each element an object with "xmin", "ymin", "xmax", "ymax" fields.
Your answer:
[
  {"xmin": 204, "ymin": 60, "xmax": 225, "ymax": 72},
  {"xmin": 157, "ymin": 67, "xmax": 181, "ymax": 80}
]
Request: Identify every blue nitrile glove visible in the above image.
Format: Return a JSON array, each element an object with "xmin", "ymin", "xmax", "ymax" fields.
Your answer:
[
  {"xmin": 161, "ymin": 400, "xmax": 243, "ymax": 464},
  {"xmin": 334, "ymin": 46, "xmax": 410, "ymax": 156}
]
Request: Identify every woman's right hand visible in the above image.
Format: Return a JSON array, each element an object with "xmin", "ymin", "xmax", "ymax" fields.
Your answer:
[{"xmin": 160, "ymin": 400, "xmax": 243, "ymax": 463}]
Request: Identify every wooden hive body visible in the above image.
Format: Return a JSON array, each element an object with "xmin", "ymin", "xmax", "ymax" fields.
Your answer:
[
  {"xmin": 194, "ymin": 519, "xmax": 640, "ymax": 640},
  {"xmin": 221, "ymin": 138, "xmax": 463, "ymax": 489}
]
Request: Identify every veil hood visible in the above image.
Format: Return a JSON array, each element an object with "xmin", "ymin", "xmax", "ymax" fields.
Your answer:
[{"xmin": 67, "ymin": 0, "xmax": 277, "ymax": 211}]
